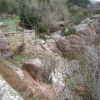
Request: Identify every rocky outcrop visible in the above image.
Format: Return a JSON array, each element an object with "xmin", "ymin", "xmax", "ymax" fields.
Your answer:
[{"xmin": 0, "ymin": 32, "xmax": 13, "ymax": 59}]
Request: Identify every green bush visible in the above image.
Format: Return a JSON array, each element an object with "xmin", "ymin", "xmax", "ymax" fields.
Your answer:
[
  {"xmin": 93, "ymin": 9, "xmax": 100, "ymax": 14},
  {"xmin": 73, "ymin": 12, "xmax": 85, "ymax": 24},
  {"xmin": 0, "ymin": 0, "xmax": 17, "ymax": 14},
  {"xmin": 63, "ymin": 26, "xmax": 76, "ymax": 36},
  {"xmin": 69, "ymin": 7, "xmax": 77, "ymax": 14},
  {"xmin": 37, "ymin": 23, "xmax": 47, "ymax": 34}
]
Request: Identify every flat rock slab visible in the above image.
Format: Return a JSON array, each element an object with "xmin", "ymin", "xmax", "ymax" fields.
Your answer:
[{"xmin": 0, "ymin": 75, "xmax": 23, "ymax": 100}]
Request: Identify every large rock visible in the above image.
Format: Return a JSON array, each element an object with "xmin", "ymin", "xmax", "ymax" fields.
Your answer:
[
  {"xmin": 22, "ymin": 59, "xmax": 47, "ymax": 82},
  {"xmin": 56, "ymin": 39, "xmax": 71, "ymax": 52},
  {"xmin": 0, "ymin": 33, "xmax": 13, "ymax": 59},
  {"xmin": 41, "ymin": 39, "xmax": 61, "ymax": 55},
  {"xmin": 66, "ymin": 35, "xmax": 86, "ymax": 45},
  {"xmin": 76, "ymin": 23, "xmax": 97, "ymax": 43}
]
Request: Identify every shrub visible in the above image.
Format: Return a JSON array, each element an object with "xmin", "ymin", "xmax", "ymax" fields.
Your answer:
[
  {"xmin": 63, "ymin": 26, "xmax": 76, "ymax": 36},
  {"xmin": 73, "ymin": 12, "xmax": 85, "ymax": 24},
  {"xmin": 36, "ymin": 23, "xmax": 47, "ymax": 34},
  {"xmin": 93, "ymin": 9, "xmax": 100, "ymax": 14},
  {"xmin": 68, "ymin": 7, "xmax": 77, "ymax": 15}
]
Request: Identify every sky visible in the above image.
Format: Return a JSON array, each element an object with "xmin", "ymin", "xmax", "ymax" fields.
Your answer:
[
  {"xmin": 90, "ymin": 0, "xmax": 100, "ymax": 3},
  {"xmin": 90, "ymin": 0, "xmax": 100, "ymax": 1}
]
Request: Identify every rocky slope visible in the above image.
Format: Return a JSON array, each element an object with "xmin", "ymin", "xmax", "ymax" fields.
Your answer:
[{"xmin": 0, "ymin": 14, "xmax": 100, "ymax": 100}]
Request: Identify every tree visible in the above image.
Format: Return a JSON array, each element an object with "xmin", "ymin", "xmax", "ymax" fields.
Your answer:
[
  {"xmin": 18, "ymin": 0, "xmax": 69, "ymax": 33},
  {"xmin": 67, "ymin": 0, "xmax": 90, "ymax": 8},
  {"xmin": 0, "ymin": 0, "xmax": 18, "ymax": 14},
  {"xmin": 0, "ymin": 0, "xmax": 8, "ymax": 14}
]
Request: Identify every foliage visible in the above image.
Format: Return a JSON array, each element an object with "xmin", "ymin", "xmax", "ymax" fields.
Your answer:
[
  {"xmin": 93, "ymin": 9, "xmax": 100, "ymax": 14},
  {"xmin": 67, "ymin": 0, "xmax": 90, "ymax": 8},
  {"xmin": 68, "ymin": 7, "xmax": 77, "ymax": 14},
  {"xmin": 73, "ymin": 12, "xmax": 85, "ymax": 24},
  {"xmin": 18, "ymin": 0, "xmax": 69, "ymax": 32},
  {"xmin": 63, "ymin": 26, "xmax": 76, "ymax": 36},
  {"xmin": 0, "ymin": 16, "xmax": 19, "ymax": 32},
  {"xmin": 13, "ymin": 54, "xmax": 28, "ymax": 62},
  {"xmin": 0, "ymin": 0, "xmax": 18, "ymax": 14},
  {"xmin": 36, "ymin": 22, "xmax": 47, "ymax": 34}
]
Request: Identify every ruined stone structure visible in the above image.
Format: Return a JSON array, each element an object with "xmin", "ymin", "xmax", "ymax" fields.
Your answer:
[{"xmin": 4, "ymin": 30, "xmax": 35, "ymax": 52}]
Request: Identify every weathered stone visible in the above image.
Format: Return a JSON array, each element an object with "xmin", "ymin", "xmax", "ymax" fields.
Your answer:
[
  {"xmin": 56, "ymin": 39, "xmax": 70, "ymax": 52},
  {"xmin": 22, "ymin": 59, "xmax": 44, "ymax": 82},
  {"xmin": 66, "ymin": 35, "xmax": 86, "ymax": 45},
  {"xmin": 51, "ymin": 34, "xmax": 63, "ymax": 40},
  {"xmin": 75, "ymin": 24, "xmax": 88, "ymax": 32},
  {"xmin": 41, "ymin": 40, "xmax": 61, "ymax": 55},
  {"xmin": 75, "ymin": 23, "xmax": 97, "ymax": 43},
  {"xmin": 4, "ymin": 31, "xmax": 35, "ymax": 52},
  {"xmin": 81, "ymin": 18, "xmax": 91, "ymax": 24},
  {"xmin": 0, "ymin": 75, "xmax": 23, "ymax": 100},
  {"xmin": 0, "ymin": 33, "xmax": 13, "ymax": 59}
]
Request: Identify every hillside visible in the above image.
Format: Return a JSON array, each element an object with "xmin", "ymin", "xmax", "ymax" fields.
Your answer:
[{"xmin": 0, "ymin": 0, "xmax": 100, "ymax": 100}]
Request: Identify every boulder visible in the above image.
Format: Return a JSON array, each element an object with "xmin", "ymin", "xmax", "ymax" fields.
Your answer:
[
  {"xmin": 81, "ymin": 18, "xmax": 91, "ymax": 24},
  {"xmin": 22, "ymin": 59, "xmax": 45, "ymax": 82},
  {"xmin": 41, "ymin": 39, "xmax": 61, "ymax": 54},
  {"xmin": 0, "ymin": 33, "xmax": 13, "ymax": 59},
  {"xmin": 66, "ymin": 35, "xmax": 86, "ymax": 45},
  {"xmin": 75, "ymin": 24, "xmax": 88, "ymax": 32},
  {"xmin": 76, "ymin": 28, "xmax": 96, "ymax": 43},
  {"xmin": 51, "ymin": 34, "xmax": 63, "ymax": 40},
  {"xmin": 56, "ymin": 39, "xmax": 70, "ymax": 52},
  {"xmin": 93, "ymin": 14, "xmax": 100, "ymax": 18},
  {"xmin": 75, "ymin": 23, "xmax": 97, "ymax": 43}
]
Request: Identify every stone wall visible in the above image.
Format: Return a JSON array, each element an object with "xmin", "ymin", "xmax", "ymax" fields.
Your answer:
[{"xmin": 4, "ymin": 30, "xmax": 35, "ymax": 51}]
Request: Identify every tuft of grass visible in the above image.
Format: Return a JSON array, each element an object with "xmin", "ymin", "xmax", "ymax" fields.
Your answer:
[
  {"xmin": 13, "ymin": 54, "xmax": 28, "ymax": 62},
  {"xmin": 13, "ymin": 54, "xmax": 29, "ymax": 67},
  {"xmin": 0, "ymin": 16, "xmax": 20, "ymax": 32}
]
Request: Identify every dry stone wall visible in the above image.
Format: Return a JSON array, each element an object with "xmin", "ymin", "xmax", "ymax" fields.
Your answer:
[{"xmin": 4, "ymin": 30, "xmax": 35, "ymax": 51}]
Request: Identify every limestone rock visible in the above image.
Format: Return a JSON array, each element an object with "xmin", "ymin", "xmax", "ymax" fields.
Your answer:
[
  {"xmin": 0, "ymin": 75, "xmax": 23, "ymax": 100},
  {"xmin": 51, "ymin": 34, "xmax": 63, "ymax": 40},
  {"xmin": 0, "ymin": 33, "xmax": 13, "ymax": 59}
]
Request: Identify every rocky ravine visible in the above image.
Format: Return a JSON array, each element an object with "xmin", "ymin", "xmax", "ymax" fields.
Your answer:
[{"xmin": 0, "ymin": 15, "xmax": 100, "ymax": 100}]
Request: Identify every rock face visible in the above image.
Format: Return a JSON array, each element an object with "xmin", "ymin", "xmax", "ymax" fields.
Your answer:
[
  {"xmin": 22, "ymin": 59, "xmax": 44, "ymax": 82},
  {"xmin": 0, "ymin": 33, "xmax": 13, "ymax": 59},
  {"xmin": 0, "ymin": 75, "xmax": 23, "ymax": 100}
]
